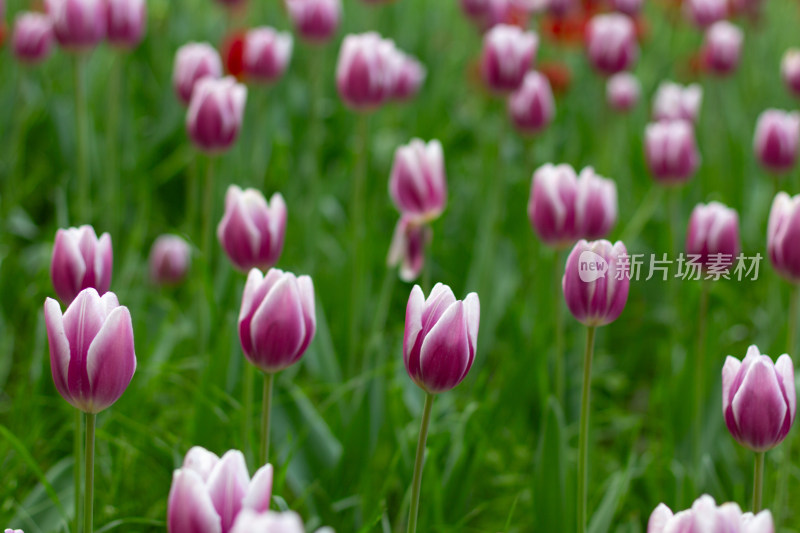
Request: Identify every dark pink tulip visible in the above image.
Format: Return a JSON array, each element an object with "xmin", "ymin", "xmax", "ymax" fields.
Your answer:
[
  {"xmin": 768, "ymin": 192, "xmax": 800, "ymax": 283},
  {"xmin": 753, "ymin": 109, "xmax": 800, "ymax": 174},
  {"xmin": 684, "ymin": 0, "xmax": 726, "ymax": 28},
  {"xmin": 611, "ymin": 0, "xmax": 642, "ymax": 16},
  {"xmin": 781, "ymin": 49, "xmax": 800, "ymax": 97},
  {"xmin": 168, "ymin": 448, "xmax": 273, "ymax": 533},
  {"xmin": 722, "ymin": 346, "xmax": 796, "ymax": 452},
  {"xmin": 392, "ymin": 52, "xmax": 426, "ymax": 101},
  {"xmin": 286, "ymin": 0, "xmax": 341, "ymax": 44},
  {"xmin": 106, "ymin": 0, "xmax": 146, "ymax": 48},
  {"xmin": 562, "ymin": 239, "xmax": 629, "ymax": 327},
  {"xmin": 243, "ymin": 27, "xmax": 293, "ymax": 84},
  {"xmin": 459, "ymin": 0, "xmax": 512, "ymax": 31},
  {"xmin": 336, "ymin": 32, "xmax": 400, "ymax": 111},
  {"xmin": 186, "ymin": 76, "xmax": 247, "ymax": 153},
  {"xmin": 217, "ymin": 186, "xmax": 286, "ymax": 272},
  {"xmin": 702, "ymin": 21, "xmax": 743, "ymax": 76},
  {"xmin": 404, "ymin": 283, "xmax": 480, "ymax": 394},
  {"xmin": 652, "ymin": 81, "xmax": 702, "ymax": 123},
  {"xmin": 44, "ymin": 288, "xmax": 136, "ymax": 413},
  {"xmin": 12, "ymin": 13, "xmax": 54, "ymax": 64},
  {"xmin": 508, "ymin": 71, "xmax": 554, "ymax": 134},
  {"xmin": 648, "ymin": 496, "xmax": 774, "ymax": 533},
  {"xmin": 238, "ymin": 268, "xmax": 316, "ymax": 374},
  {"xmin": 389, "ymin": 138, "xmax": 446, "ymax": 222},
  {"xmin": 606, "ymin": 72, "xmax": 640, "ymax": 112},
  {"xmin": 686, "ymin": 202, "xmax": 740, "ymax": 272},
  {"xmin": 645, "ymin": 120, "xmax": 700, "ymax": 184},
  {"xmin": 149, "ymin": 235, "xmax": 191, "ymax": 286},
  {"xmin": 50, "ymin": 225, "xmax": 112, "ymax": 305},
  {"xmin": 173, "ymin": 42, "xmax": 223, "ymax": 106},
  {"xmin": 480, "ymin": 24, "xmax": 538, "ymax": 93},
  {"xmin": 45, "ymin": 0, "xmax": 105, "ymax": 50},
  {"xmin": 387, "ymin": 216, "xmax": 431, "ymax": 282},
  {"xmin": 584, "ymin": 13, "xmax": 638, "ymax": 76}
]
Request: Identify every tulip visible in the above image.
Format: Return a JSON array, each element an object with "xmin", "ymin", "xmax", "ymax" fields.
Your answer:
[
  {"xmin": 392, "ymin": 52, "xmax": 426, "ymax": 101},
  {"xmin": 168, "ymin": 448, "xmax": 273, "ymax": 533},
  {"xmin": 217, "ymin": 186, "xmax": 287, "ymax": 272},
  {"xmin": 459, "ymin": 0, "xmax": 512, "ymax": 31},
  {"xmin": 106, "ymin": 0, "xmax": 146, "ymax": 49},
  {"xmin": 387, "ymin": 216, "xmax": 432, "ymax": 282},
  {"xmin": 242, "ymin": 27, "xmax": 293, "ymax": 84},
  {"xmin": 547, "ymin": 0, "xmax": 576, "ymax": 17},
  {"xmin": 644, "ymin": 120, "xmax": 700, "ymax": 184},
  {"xmin": 562, "ymin": 239, "xmax": 629, "ymax": 327},
  {"xmin": 480, "ymin": 24, "xmax": 538, "ymax": 93},
  {"xmin": 508, "ymin": 71, "xmax": 555, "ymax": 134},
  {"xmin": 652, "ymin": 81, "xmax": 702, "ymax": 123},
  {"xmin": 648, "ymin": 496, "xmax": 775, "ymax": 533},
  {"xmin": 753, "ymin": 109, "xmax": 800, "ymax": 174},
  {"xmin": 186, "ymin": 76, "xmax": 247, "ymax": 153},
  {"xmin": 336, "ymin": 32, "xmax": 400, "ymax": 110},
  {"xmin": 45, "ymin": 0, "xmax": 105, "ymax": 50},
  {"xmin": 606, "ymin": 72, "xmax": 640, "ymax": 112},
  {"xmin": 285, "ymin": 0, "xmax": 341, "ymax": 44},
  {"xmin": 684, "ymin": 0, "xmax": 727, "ymax": 27},
  {"xmin": 686, "ymin": 202, "xmax": 741, "ymax": 272},
  {"xmin": 702, "ymin": 21, "xmax": 743, "ymax": 75},
  {"xmin": 781, "ymin": 49, "xmax": 800, "ymax": 97},
  {"xmin": 173, "ymin": 42, "xmax": 223, "ymax": 105},
  {"xmin": 50, "ymin": 225, "xmax": 112, "ymax": 305},
  {"xmin": 230, "ymin": 511, "xmax": 332, "ymax": 533},
  {"xmin": 584, "ymin": 14, "xmax": 638, "ymax": 76},
  {"xmin": 149, "ymin": 235, "xmax": 191, "ymax": 286},
  {"xmin": 611, "ymin": 0, "xmax": 642, "ymax": 16},
  {"xmin": 389, "ymin": 139, "xmax": 446, "ymax": 222},
  {"xmin": 5, "ymin": 530, "xmax": 24, "ymax": 533},
  {"xmin": 768, "ymin": 192, "xmax": 800, "ymax": 284},
  {"xmin": 12, "ymin": 13, "xmax": 54, "ymax": 64}
]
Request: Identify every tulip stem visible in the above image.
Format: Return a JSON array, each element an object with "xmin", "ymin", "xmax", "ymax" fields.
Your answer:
[
  {"xmin": 348, "ymin": 114, "xmax": 370, "ymax": 373},
  {"xmin": 73, "ymin": 410, "xmax": 82, "ymax": 533},
  {"xmin": 261, "ymin": 372, "xmax": 275, "ymax": 465},
  {"xmin": 554, "ymin": 249, "xmax": 565, "ymax": 403},
  {"xmin": 74, "ymin": 54, "xmax": 90, "ymax": 223},
  {"xmin": 789, "ymin": 285, "xmax": 799, "ymax": 355},
  {"xmin": 694, "ymin": 280, "xmax": 710, "ymax": 464},
  {"xmin": 577, "ymin": 326, "xmax": 597, "ymax": 533},
  {"xmin": 753, "ymin": 451, "xmax": 765, "ymax": 513},
  {"xmin": 407, "ymin": 392, "xmax": 434, "ymax": 533},
  {"xmin": 84, "ymin": 413, "xmax": 96, "ymax": 533}
]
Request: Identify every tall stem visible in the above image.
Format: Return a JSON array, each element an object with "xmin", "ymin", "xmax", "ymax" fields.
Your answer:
[
  {"xmin": 407, "ymin": 393, "xmax": 435, "ymax": 533},
  {"xmin": 73, "ymin": 410, "xmax": 82, "ymax": 533},
  {"xmin": 753, "ymin": 451, "xmax": 765, "ymax": 512},
  {"xmin": 201, "ymin": 157, "xmax": 215, "ymax": 261},
  {"xmin": 554, "ymin": 249, "xmax": 565, "ymax": 403},
  {"xmin": 261, "ymin": 372, "xmax": 275, "ymax": 465},
  {"xmin": 577, "ymin": 326, "xmax": 597, "ymax": 533},
  {"xmin": 788, "ymin": 285, "xmax": 799, "ymax": 355},
  {"xmin": 106, "ymin": 55, "xmax": 122, "ymax": 238},
  {"xmin": 348, "ymin": 114, "xmax": 369, "ymax": 370},
  {"xmin": 694, "ymin": 281, "xmax": 710, "ymax": 463},
  {"xmin": 84, "ymin": 413, "xmax": 96, "ymax": 533},
  {"xmin": 74, "ymin": 55, "xmax": 90, "ymax": 223}
]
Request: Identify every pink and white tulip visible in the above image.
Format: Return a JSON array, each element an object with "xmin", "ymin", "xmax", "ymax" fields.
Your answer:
[
  {"xmin": 584, "ymin": 13, "xmax": 638, "ymax": 76},
  {"xmin": 186, "ymin": 76, "xmax": 247, "ymax": 153},
  {"xmin": 644, "ymin": 120, "xmax": 700, "ymax": 184},
  {"xmin": 686, "ymin": 202, "xmax": 740, "ymax": 272},
  {"xmin": 12, "ymin": 13, "xmax": 54, "ymax": 64},
  {"xmin": 336, "ymin": 32, "xmax": 400, "ymax": 111},
  {"xmin": 230, "ymin": 511, "xmax": 332, "ymax": 533},
  {"xmin": 606, "ymin": 72, "xmax": 640, "ymax": 112},
  {"xmin": 684, "ymin": 0, "xmax": 727, "ymax": 28},
  {"xmin": 243, "ymin": 27, "xmax": 293, "ymax": 84},
  {"xmin": 562, "ymin": 239, "xmax": 629, "ymax": 327},
  {"xmin": 106, "ymin": 0, "xmax": 146, "ymax": 49},
  {"xmin": 648, "ymin": 495, "xmax": 774, "ymax": 533},
  {"xmin": 781, "ymin": 49, "xmax": 800, "ymax": 97},
  {"xmin": 480, "ymin": 24, "xmax": 538, "ymax": 93},
  {"xmin": 753, "ymin": 109, "xmax": 800, "ymax": 174},
  {"xmin": 286, "ymin": 0, "xmax": 341, "ymax": 44},
  {"xmin": 389, "ymin": 139, "xmax": 446, "ymax": 222},
  {"xmin": 50, "ymin": 225, "xmax": 112, "ymax": 305},
  {"xmin": 702, "ymin": 21, "xmax": 743, "ymax": 76},
  {"xmin": 652, "ymin": 81, "xmax": 702, "ymax": 123},
  {"xmin": 508, "ymin": 71, "xmax": 555, "ymax": 134},
  {"xmin": 149, "ymin": 235, "xmax": 191, "ymax": 286},
  {"xmin": 45, "ymin": 0, "xmax": 105, "ymax": 50},
  {"xmin": 768, "ymin": 192, "xmax": 800, "ymax": 284},
  {"xmin": 387, "ymin": 216, "xmax": 431, "ymax": 283},
  {"xmin": 173, "ymin": 43, "xmax": 223, "ymax": 105}
]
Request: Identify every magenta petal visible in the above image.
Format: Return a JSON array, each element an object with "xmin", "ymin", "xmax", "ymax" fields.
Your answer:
[
  {"xmin": 732, "ymin": 358, "xmax": 788, "ymax": 451},
  {"xmin": 242, "ymin": 464, "xmax": 273, "ymax": 513},
  {"xmin": 722, "ymin": 356, "xmax": 742, "ymax": 417},
  {"xmin": 419, "ymin": 301, "xmax": 470, "ymax": 393},
  {"xmin": 295, "ymin": 275, "xmax": 316, "ymax": 357},
  {"xmin": 403, "ymin": 285, "xmax": 425, "ymax": 382},
  {"xmin": 249, "ymin": 277, "xmax": 306, "ymax": 372},
  {"xmin": 44, "ymin": 298, "xmax": 72, "ymax": 406},
  {"xmin": 85, "ymin": 306, "xmax": 136, "ymax": 413},
  {"xmin": 168, "ymin": 469, "xmax": 222, "ymax": 533},
  {"xmin": 207, "ymin": 451, "xmax": 250, "ymax": 533},
  {"xmin": 51, "ymin": 229, "xmax": 87, "ymax": 303}
]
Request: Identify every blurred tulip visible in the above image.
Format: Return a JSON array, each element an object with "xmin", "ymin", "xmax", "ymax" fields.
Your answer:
[
  {"xmin": 652, "ymin": 81, "xmax": 702, "ymax": 123},
  {"xmin": 768, "ymin": 192, "xmax": 800, "ymax": 283},
  {"xmin": 217, "ymin": 186, "xmax": 287, "ymax": 272},
  {"xmin": 562, "ymin": 239, "xmax": 629, "ymax": 326},
  {"xmin": 508, "ymin": 71, "xmax": 555, "ymax": 134},
  {"xmin": 684, "ymin": 0, "xmax": 726, "ymax": 27},
  {"xmin": 106, "ymin": 0, "xmax": 146, "ymax": 49},
  {"xmin": 186, "ymin": 76, "xmax": 247, "ymax": 153},
  {"xmin": 611, "ymin": 0, "xmax": 642, "ymax": 15},
  {"xmin": 392, "ymin": 52, "xmax": 426, "ymax": 101},
  {"xmin": 389, "ymin": 138, "xmax": 446, "ymax": 222},
  {"xmin": 480, "ymin": 24, "xmax": 538, "ymax": 93},
  {"xmin": 644, "ymin": 120, "xmax": 700, "ymax": 184},
  {"xmin": 149, "ymin": 235, "xmax": 191, "ymax": 286},
  {"xmin": 230, "ymin": 511, "xmax": 304, "ymax": 533},
  {"xmin": 723, "ymin": 345, "xmax": 796, "ymax": 452},
  {"xmin": 702, "ymin": 21, "xmax": 743, "ymax": 76},
  {"xmin": 387, "ymin": 216, "xmax": 431, "ymax": 282},
  {"xmin": 168, "ymin": 448, "xmax": 273, "ymax": 533},
  {"xmin": 285, "ymin": 0, "xmax": 341, "ymax": 43},
  {"xmin": 648, "ymin": 495, "xmax": 775, "ymax": 533},
  {"xmin": 606, "ymin": 72, "xmax": 640, "ymax": 111},
  {"xmin": 173, "ymin": 42, "xmax": 223, "ymax": 105},
  {"xmin": 50, "ymin": 225, "xmax": 112, "ymax": 305},
  {"xmin": 44, "ymin": 288, "xmax": 136, "ymax": 413},
  {"xmin": 45, "ymin": 0, "xmax": 105, "ymax": 50},
  {"xmin": 686, "ymin": 202, "xmax": 740, "ymax": 272},
  {"xmin": 584, "ymin": 13, "xmax": 638, "ymax": 75},
  {"xmin": 460, "ymin": 0, "xmax": 513, "ymax": 30},
  {"xmin": 238, "ymin": 268, "xmax": 316, "ymax": 374},
  {"xmin": 753, "ymin": 109, "xmax": 800, "ymax": 173},
  {"xmin": 4, "ymin": 529, "xmax": 24, "ymax": 533},
  {"xmin": 547, "ymin": 0, "xmax": 576, "ymax": 17},
  {"xmin": 781, "ymin": 49, "xmax": 800, "ymax": 97},
  {"xmin": 243, "ymin": 27, "xmax": 293, "ymax": 84},
  {"xmin": 12, "ymin": 12, "xmax": 54, "ymax": 64},
  {"xmin": 336, "ymin": 32, "xmax": 399, "ymax": 110}
]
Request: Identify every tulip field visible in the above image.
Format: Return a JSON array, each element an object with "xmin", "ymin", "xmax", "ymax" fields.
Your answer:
[{"xmin": 4, "ymin": 0, "xmax": 800, "ymax": 531}]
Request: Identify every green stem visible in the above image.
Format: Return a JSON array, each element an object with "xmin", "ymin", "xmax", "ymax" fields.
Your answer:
[
  {"xmin": 84, "ymin": 413, "xmax": 96, "ymax": 533},
  {"xmin": 74, "ymin": 55, "xmax": 90, "ymax": 223},
  {"xmin": 407, "ymin": 392, "xmax": 435, "ymax": 533},
  {"xmin": 261, "ymin": 372, "xmax": 275, "ymax": 465},
  {"xmin": 243, "ymin": 363, "xmax": 255, "ymax": 459},
  {"xmin": 577, "ymin": 326, "xmax": 597, "ymax": 533},
  {"xmin": 753, "ymin": 451, "xmax": 765, "ymax": 513},
  {"xmin": 73, "ymin": 410, "xmax": 82, "ymax": 533},
  {"xmin": 694, "ymin": 281, "xmax": 710, "ymax": 463},
  {"xmin": 201, "ymin": 157, "xmax": 215, "ymax": 261},
  {"xmin": 619, "ymin": 187, "xmax": 665, "ymax": 243},
  {"xmin": 554, "ymin": 249, "xmax": 565, "ymax": 403},
  {"xmin": 106, "ymin": 55, "xmax": 122, "ymax": 238},
  {"xmin": 348, "ymin": 114, "xmax": 369, "ymax": 371}
]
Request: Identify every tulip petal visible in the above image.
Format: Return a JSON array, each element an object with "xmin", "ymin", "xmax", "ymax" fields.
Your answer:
[
  {"xmin": 95, "ymin": 232, "xmax": 113, "ymax": 294},
  {"xmin": 85, "ymin": 306, "xmax": 136, "ymax": 413},
  {"xmin": 239, "ymin": 269, "xmax": 284, "ymax": 357},
  {"xmin": 742, "ymin": 510, "xmax": 774, "ymax": 533},
  {"xmin": 44, "ymin": 298, "xmax": 72, "ymax": 405},
  {"xmin": 207, "ymin": 450, "xmax": 250, "ymax": 533},
  {"xmin": 732, "ymin": 357, "xmax": 788, "ymax": 451},
  {"xmin": 462, "ymin": 292, "xmax": 480, "ymax": 379},
  {"xmin": 647, "ymin": 503, "xmax": 673, "ymax": 533},
  {"xmin": 775, "ymin": 354, "xmax": 796, "ymax": 437},
  {"xmin": 296, "ymin": 275, "xmax": 316, "ymax": 357},
  {"xmin": 168, "ymin": 469, "xmax": 222, "ymax": 533},
  {"xmin": 242, "ymin": 464, "xmax": 273, "ymax": 513},
  {"xmin": 421, "ymin": 282, "xmax": 456, "ymax": 333},
  {"xmin": 249, "ymin": 276, "xmax": 306, "ymax": 371},
  {"xmin": 51, "ymin": 228, "xmax": 87, "ymax": 303},
  {"xmin": 722, "ymin": 356, "xmax": 742, "ymax": 417},
  {"xmin": 183, "ymin": 446, "xmax": 220, "ymax": 482},
  {"xmin": 403, "ymin": 285, "xmax": 425, "ymax": 380},
  {"xmin": 420, "ymin": 301, "xmax": 470, "ymax": 393}
]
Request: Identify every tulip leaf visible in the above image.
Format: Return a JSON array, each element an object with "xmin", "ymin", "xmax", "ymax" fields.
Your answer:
[
  {"xmin": 533, "ymin": 396, "xmax": 567, "ymax": 532},
  {"xmin": 588, "ymin": 453, "xmax": 636, "ymax": 533}
]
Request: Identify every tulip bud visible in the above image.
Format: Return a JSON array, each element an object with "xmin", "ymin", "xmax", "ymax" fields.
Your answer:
[
  {"xmin": 389, "ymin": 138, "xmax": 446, "ymax": 222},
  {"xmin": 753, "ymin": 109, "xmax": 800, "ymax": 173},
  {"xmin": 106, "ymin": 0, "xmax": 146, "ymax": 49},
  {"xmin": 186, "ymin": 76, "xmax": 247, "ymax": 153},
  {"xmin": 508, "ymin": 71, "xmax": 555, "ymax": 134},
  {"xmin": 173, "ymin": 42, "xmax": 223, "ymax": 105},
  {"xmin": 238, "ymin": 268, "xmax": 316, "ymax": 374},
  {"xmin": 722, "ymin": 345, "xmax": 796, "ymax": 452},
  {"xmin": 217, "ymin": 186, "xmax": 287, "ymax": 272},
  {"xmin": 403, "ymin": 283, "xmax": 480, "ymax": 394},
  {"xmin": 781, "ymin": 49, "xmax": 800, "ymax": 97},
  {"xmin": 644, "ymin": 120, "xmax": 700, "ymax": 184},
  {"xmin": 606, "ymin": 72, "xmax": 640, "ymax": 112},
  {"xmin": 243, "ymin": 27, "xmax": 293, "ymax": 84},
  {"xmin": 684, "ymin": 0, "xmax": 727, "ymax": 27},
  {"xmin": 286, "ymin": 0, "xmax": 341, "ymax": 44},
  {"xmin": 392, "ymin": 52, "xmax": 426, "ymax": 101},
  {"xmin": 12, "ymin": 13, "xmax": 54, "ymax": 64},
  {"xmin": 562, "ymin": 239, "xmax": 629, "ymax": 327},
  {"xmin": 702, "ymin": 21, "xmax": 743, "ymax": 76},
  {"xmin": 387, "ymin": 216, "xmax": 431, "ymax": 282},
  {"xmin": 480, "ymin": 24, "xmax": 538, "ymax": 93},
  {"xmin": 686, "ymin": 202, "xmax": 740, "ymax": 272},
  {"xmin": 50, "ymin": 225, "xmax": 113, "ymax": 305},
  {"xmin": 336, "ymin": 32, "xmax": 400, "ymax": 110},
  {"xmin": 652, "ymin": 81, "xmax": 702, "ymax": 123},
  {"xmin": 149, "ymin": 235, "xmax": 191, "ymax": 286},
  {"xmin": 44, "ymin": 289, "xmax": 136, "ymax": 413},
  {"xmin": 611, "ymin": 0, "xmax": 642, "ymax": 16},
  {"xmin": 585, "ymin": 13, "xmax": 638, "ymax": 76},
  {"xmin": 768, "ymin": 192, "xmax": 800, "ymax": 283},
  {"xmin": 45, "ymin": 0, "xmax": 105, "ymax": 50}
]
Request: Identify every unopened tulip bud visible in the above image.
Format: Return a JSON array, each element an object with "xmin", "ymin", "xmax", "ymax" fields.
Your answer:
[
  {"xmin": 44, "ymin": 288, "xmax": 136, "ymax": 413},
  {"xmin": 753, "ymin": 109, "xmax": 800, "ymax": 173},
  {"xmin": 389, "ymin": 139, "xmax": 446, "ymax": 222},
  {"xmin": 768, "ymin": 192, "xmax": 800, "ymax": 283},
  {"xmin": 106, "ymin": 0, "xmax": 146, "ymax": 49},
  {"xmin": 684, "ymin": 0, "xmax": 727, "ymax": 27},
  {"xmin": 781, "ymin": 49, "xmax": 800, "ymax": 97},
  {"xmin": 686, "ymin": 202, "xmax": 740, "ymax": 272},
  {"xmin": 149, "ymin": 235, "xmax": 191, "ymax": 286},
  {"xmin": 508, "ymin": 71, "xmax": 555, "ymax": 134},
  {"xmin": 173, "ymin": 42, "xmax": 223, "ymax": 105},
  {"xmin": 286, "ymin": 0, "xmax": 341, "ymax": 44},
  {"xmin": 645, "ymin": 120, "xmax": 700, "ymax": 184},
  {"xmin": 186, "ymin": 76, "xmax": 247, "ymax": 153},
  {"xmin": 606, "ymin": 72, "xmax": 640, "ymax": 112},
  {"xmin": 702, "ymin": 21, "xmax": 743, "ymax": 75},
  {"xmin": 50, "ymin": 225, "xmax": 112, "ymax": 305},
  {"xmin": 480, "ymin": 24, "xmax": 538, "ymax": 93},
  {"xmin": 404, "ymin": 283, "xmax": 480, "ymax": 394},
  {"xmin": 12, "ymin": 13, "xmax": 54, "ymax": 64},
  {"xmin": 652, "ymin": 81, "xmax": 702, "ymax": 123},
  {"xmin": 45, "ymin": 0, "xmax": 105, "ymax": 50},
  {"xmin": 336, "ymin": 32, "xmax": 399, "ymax": 110},
  {"xmin": 392, "ymin": 53, "xmax": 426, "ymax": 101},
  {"xmin": 387, "ymin": 216, "xmax": 431, "ymax": 282},
  {"xmin": 562, "ymin": 239, "xmax": 629, "ymax": 327},
  {"xmin": 243, "ymin": 27, "xmax": 293, "ymax": 84},
  {"xmin": 584, "ymin": 13, "xmax": 638, "ymax": 76},
  {"xmin": 723, "ymin": 346, "xmax": 796, "ymax": 452}
]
